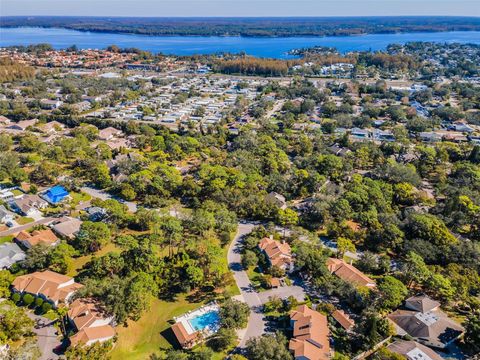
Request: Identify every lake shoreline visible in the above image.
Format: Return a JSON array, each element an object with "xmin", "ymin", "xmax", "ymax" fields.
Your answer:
[
  {"xmin": 3, "ymin": 25, "xmax": 480, "ymax": 39},
  {"xmin": 1, "ymin": 27, "xmax": 479, "ymax": 58}
]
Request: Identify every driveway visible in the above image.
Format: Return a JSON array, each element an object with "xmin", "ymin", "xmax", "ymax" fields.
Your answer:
[
  {"xmin": 228, "ymin": 221, "xmax": 306, "ymax": 347},
  {"xmin": 228, "ymin": 221, "xmax": 266, "ymax": 347},
  {"xmin": 27, "ymin": 312, "xmax": 60, "ymax": 360},
  {"xmin": 81, "ymin": 186, "xmax": 137, "ymax": 212}
]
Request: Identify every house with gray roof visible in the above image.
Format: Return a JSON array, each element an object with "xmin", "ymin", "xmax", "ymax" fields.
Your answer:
[
  {"xmin": 388, "ymin": 295, "xmax": 464, "ymax": 349},
  {"xmin": 386, "ymin": 340, "xmax": 443, "ymax": 360},
  {"xmin": 10, "ymin": 194, "xmax": 47, "ymax": 217},
  {"xmin": 50, "ymin": 217, "xmax": 83, "ymax": 239},
  {"xmin": 0, "ymin": 205, "xmax": 15, "ymax": 224},
  {"xmin": 0, "ymin": 243, "xmax": 26, "ymax": 269}
]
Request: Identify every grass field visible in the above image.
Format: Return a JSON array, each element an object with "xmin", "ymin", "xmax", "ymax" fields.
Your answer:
[
  {"xmin": 69, "ymin": 191, "xmax": 92, "ymax": 207},
  {"xmin": 16, "ymin": 217, "xmax": 34, "ymax": 225},
  {"xmin": 109, "ymin": 235, "xmax": 239, "ymax": 359},
  {"xmin": 11, "ymin": 189, "xmax": 23, "ymax": 196},
  {"xmin": 0, "ymin": 235, "xmax": 14, "ymax": 244},
  {"xmin": 110, "ymin": 295, "xmax": 202, "ymax": 360}
]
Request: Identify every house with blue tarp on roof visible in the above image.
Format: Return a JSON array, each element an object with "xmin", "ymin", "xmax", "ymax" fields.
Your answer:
[{"xmin": 42, "ymin": 185, "xmax": 70, "ymax": 204}]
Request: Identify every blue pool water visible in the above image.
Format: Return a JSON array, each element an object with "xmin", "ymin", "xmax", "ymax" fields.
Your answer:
[
  {"xmin": 189, "ymin": 310, "xmax": 220, "ymax": 331},
  {"xmin": 1, "ymin": 27, "xmax": 479, "ymax": 58}
]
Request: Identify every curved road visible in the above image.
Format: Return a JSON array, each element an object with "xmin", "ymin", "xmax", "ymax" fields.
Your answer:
[
  {"xmin": 228, "ymin": 221, "xmax": 307, "ymax": 348},
  {"xmin": 227, "ymin": 221, "xmax": 266, "ymax": 347}
]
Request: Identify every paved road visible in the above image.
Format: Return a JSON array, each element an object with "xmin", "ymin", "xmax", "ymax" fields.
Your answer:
[
  {"xmin": 27, "ymin": 312, "xmax": 60, "ymax": 360},
  {"xmin": 81, "ymin": 186, "xmax": 138, "ymax": 212},
  {"xmin": 227, "ymin": 221, "xmax": 306, "ymax": 348},
  {"xmin": 227, "ymin": 222, "xmax": 266, "ymax": 347},
  {"xmin": 0, "ymin": 217, "xmax": 55, "ymax": 237}
]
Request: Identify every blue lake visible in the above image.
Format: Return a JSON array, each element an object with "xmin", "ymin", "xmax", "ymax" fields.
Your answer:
[{"xmin": 1, "ymin": 27, "xmax": 480, "ymax": 58}]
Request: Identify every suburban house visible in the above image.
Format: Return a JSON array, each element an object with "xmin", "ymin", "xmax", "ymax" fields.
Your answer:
[
  {"xmin": 327, "ymin": 145, "xmax": 351, "ymax": 157},
  {"xmin": 39, "ymin": 121, "xmax": 65, "ymax": 134},
  {"xmin": 10, "ymin": 194, "xmax": 48, "ymax": 217},
  {"xmin": 73, "ymin": 101, "xmax": 92, "ymax": 113},
  {"xmin": 289, "ymin": 305, "xmax": 331, "ymax": 360},
  {"xmin": 42, "ymin": 185, "xmax": 70, "ymax": 204},
  {"xmin": 85, "ymin": 207, "xmax": 107, "ymax": 221},
  {"xmin": 0, "ymin": 190, "xmax": 15, "ymax": 202},
  {"xmin": 326, "ymin": 258, "xmax": 376, "ymax": 288},
  {"xmin": 0, "ymin": 115, "xmax": 11, "ymax": 126},
  {"xmin": 171, "ymin": 304, "xmax": 220, "ymax": 349},
  {"xmin": 40, "ymin": 99, "xmax": 63, "ymax": 110},
  {"xmin": 68, "ymin": 298, "xmax": 116, "ymax": 347},
  {"xmin": 8, "ymin": 119, "xmax": 38, "ymax": 131},
  {"xmin": 171, "ymin": 322, "xmax": 200, "ymax": 349},
  {"xmin": 0, "ymin": 205, "xmax": 15, "ymax": 224},
  {"xmin": 0, "ymin": 243, "xmax": 26, "ymax": 269},
  {"xmin": 15, "ymin": 229, "xmax": 59, "ymax": 249},
  {"xmin": 259, "ymin": 236, "xmax": 294, "ymax": 273},
  {"xmin": 70, "ymin": 325, "xmax": 116, "ymax": 347},
  {"xmin": 387, "ymin": 295, "xmax": 464, "ymax": 349},
  {"xmin": 331, "ymin": 309, "xmax": 355, "ymax": 332},
  {"xmin": 98, "ymin": 127, "xmax": 124, "ymax": 141},
  {"xmin": 12, "ymin": 270, "xmax": 83, "ymax": 306},
  {"xmin": 266, "ymin": 192, "xmax": 287, "ymax": 210},
  {"xmin": 51, "ymin": 217, "xmax": 82, "ymax": 239},
  {"xmin": 386, "ymin": 340, "xmax": 443, "ymax": 360}
]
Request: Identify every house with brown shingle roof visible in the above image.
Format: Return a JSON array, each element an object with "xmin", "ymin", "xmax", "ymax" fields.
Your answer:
[
  {"xmin": 259, "ymin": 236, "xmax": 294, "ymax": 273},
  {"xmin": 387, "ymin": 295, "xmax": 464, "ymax": 349},
  {"xmin": 15, "ymin": 229, "xmax": 59, "ymax": 249},
  {"xmin": 326, "ymin": 258, "xmax": 376, "ymax": 288},
  {"xmin": 289, "ymin": 305, "xmax": 331, "ymax": 360},
  {"xmin": 12, "ymin": 270, "xmax": 83, "ymax": 306},
  {"xmin": 331, "ymin": 309, "xmax": 355, "ymax": 332},
  {"xmin": 69, "ymin": 325, "xmax": 116, "ymax": 347},
  {"xmin": 68, "ymin": 298, "xmax": 115, "ymax": 347}
]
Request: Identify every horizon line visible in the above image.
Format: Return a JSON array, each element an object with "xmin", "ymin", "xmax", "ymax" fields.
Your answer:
[{"xmin": 2, "ymin": 15, "xmax": 480, "ymax": 19}]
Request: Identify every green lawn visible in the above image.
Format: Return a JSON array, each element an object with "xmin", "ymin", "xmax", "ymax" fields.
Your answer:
[
  {"xmin": 16, "ymin": 217, "xmax": 34, "ymax": 225},
  {"xmin": 107, "ymin": 227, "xmax": 242, "ymax": 359},
  {"xmin": 222, "ymin": 245, "xmax": 240, "ymax": 296},
  {"xmin": 0, "ymin": 235, "xmax": 14, "ymax": 244},
  {"xmin": 69, "ymin": 191, "xmax": 92, "ymax": 207},
  {"xmin": 11, "ymin": 189, "xmax": 23, "ymax": 196},
  {"xmin": 110, "ymin": 295, "xmax": 203, "ymax": 360}
]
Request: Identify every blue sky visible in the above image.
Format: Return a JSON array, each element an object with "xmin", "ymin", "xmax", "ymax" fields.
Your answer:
[{"xmin": 2, "ymin": 0, "xmax": 479, "ymax": 17}]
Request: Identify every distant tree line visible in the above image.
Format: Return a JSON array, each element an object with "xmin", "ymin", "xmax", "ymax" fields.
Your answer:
[{"xmin": 2, "ymin": 16, "xmax": 480, "ymax": 37}]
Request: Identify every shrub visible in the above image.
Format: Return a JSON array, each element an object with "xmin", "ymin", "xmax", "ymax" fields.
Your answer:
[
  {"xmin": 41, "ymin": 302, "xmax": 52, "ymax": 313},
  {"xmin": 22, "ymin": 293, "xmax": 35, "ymax": 306},
  {"xmin": 35, "ymin": 297, "xmax": 44, "ymax": 308},
  {"xmin": 11, "ymin": 293, "xmax": 21, "ymax": 303}
]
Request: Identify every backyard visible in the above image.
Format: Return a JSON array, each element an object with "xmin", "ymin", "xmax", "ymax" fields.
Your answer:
[
  {"xmin": 111, "ymin": 295, "xmax": 203, "ymax": 360},
  {"xmin": 109, "ymin": 245, "xmax": 239, "ymax": 360}
]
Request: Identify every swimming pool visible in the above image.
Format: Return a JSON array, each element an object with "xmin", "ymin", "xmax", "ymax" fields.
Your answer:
[{"xmin": 188, "ymin": 310, "xmax": 220, "ymax": 332}]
